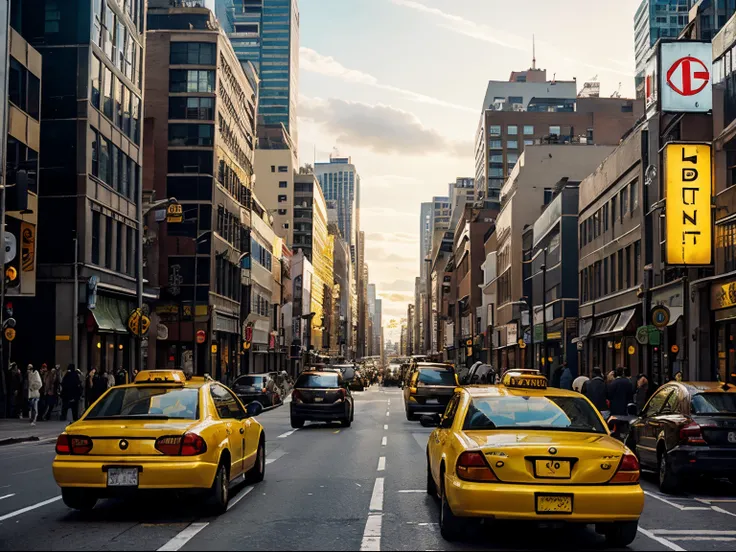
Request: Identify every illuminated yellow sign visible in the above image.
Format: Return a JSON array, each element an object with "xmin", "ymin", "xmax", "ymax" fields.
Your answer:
[
  {"xmin": 502, "ymin": 370, "xmax": 548, "ymax": 389},
  {"xmin": 664, "ymin": 143, "xmax": 712, "ymax": 265}
]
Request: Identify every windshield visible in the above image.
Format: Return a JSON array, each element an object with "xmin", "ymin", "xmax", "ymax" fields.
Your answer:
[
  {"xmin": 418, "ymin": 368, "xmax": 456, "ymax": 386},
  {"xmin": 295, "ymin": 373, "xmax": 339, "ymax": 388},
  {"xmin": 233, "ymin": 376, "xmax": 266, "ymax": 388},
  {"xmin": 86, "ymin": 387, "xmax": 200, "ymax": 420},
  {"xmin": 463, "ymin": 396, "xmax": 607, "ymax": 434},
  {"xmin": 691, "ymin": 393, "xmax": 736, "ymax": 415}
]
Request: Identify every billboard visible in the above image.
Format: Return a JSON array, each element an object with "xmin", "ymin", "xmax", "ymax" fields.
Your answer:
[
  {"xmin": 660, "ymin": 42, "xmax": 712, "ymax": 113},
  {"xmin": 664, "ymin": 143, "xmax": 712, "ymax": 266}
]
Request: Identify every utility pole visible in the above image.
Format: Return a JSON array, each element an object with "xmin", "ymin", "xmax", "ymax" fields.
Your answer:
[{"xmin": 0, "ymin": 0, "xmax": 12, "ymax": 413}]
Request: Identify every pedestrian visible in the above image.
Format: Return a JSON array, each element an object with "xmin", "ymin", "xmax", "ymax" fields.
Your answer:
[
  {"xmin": 27, "ymin": 364, "xmax": 42, "ymax": 426},
  {"xmin": 582, "ymin": 367, "xmax": 609, "ymax": 415},
  {"xmin": 38, "ymin": 364, "xmax": 48, "ymax": 420},
  {"xmin": 43, "ymin": 364, "xmax": 61, "ymax": 421},
  {"xmin": 607, "ymin": 366, "xmax": 635, "ymax": 416},
  {"xmin": 114, "ymin": 366, "xmax": 128, "ymax": 386},
  {"xmin": 92, "ymin": 368, "xmax": 110, "ymax": 404},
  {"xmin": 8, "ymin": 362, "xmax": 22, "ymax": 418},
  {"xmin": 85, "ymin": 368, "xmax": 97, "ymax": 409},
  {"xmin": 606, "ymin": 369, "xmax": 616, "ymax": 385},
  {"xmin": 551, "ymin": 365, "xmax": 563, "ymax": 388},
  {"xmin": 105, "ymin": 367, "xmax": 115, "ymax": 389},
  {"xmin": 674, "ymin": 370, "xmax": 683, "ymax": 382},
  {"xmin": 634, "ymin": 374, "xmax": 650, "ymax": 414},
  {"xmin": 559, "ymin": 362, "xmax": 573, "ymax": 390},
  {"xmin": 572, "ymin": 374, "xmax": 589, "ymax": 393},
  {"xmin": 60, "ymin": 364, "xmax": 83, "ymax": 422}
]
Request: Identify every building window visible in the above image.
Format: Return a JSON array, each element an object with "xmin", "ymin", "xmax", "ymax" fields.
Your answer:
[
  {"xmin": 278, "ymin": 195, "xmax": 287, "ymax": 202},
  {"xmin": 524, "ymin": 139, "xmax": 534, "ymax": 146},
  {"xmin": 278, "ymin": 166, "xmax": 288, "ymax": 172},
  {"xmin": 105, "ymin": 217, "xmax": 113, "ymax": 269},
  {"xmin": 91, "ymin": 55, "xmax": 101, "ymax": 109},
  {"xmin": 44, "ymin": 1, "xmax": 60, "ymax": 33},
  {"xmin": 611, "ymin": 196, "xmax": 617, "ymax": 222},
  {"xmin": 523, "ymin": 125, "xmax": 534, "ymax": 135},
  {"xmin": 91, "ymin": 128, "xmax": 99, "ymax": 177},
  {"xmin": 630, "ymin": 179, "xmax": 639, "ymax": 211},
  {"xmin": 489, "ymin": 125, "xmax": 502, "ymax": 136},
  {"xmin": 719, "ymin": 223, "xmax": 736, "ymax": 272},
  {"xmin": 603, "ymin": 203, "xmax": 609, "ymax": 231},
  {"xmin": 279, "ymin": 181, "xmax": 288, "ymax": 188},
  {"xmin": 507, "ymin": 153, "xmax": 519, "ymax": 168},
  {"xmin": 168, "ymin": 123, "xmax": 214, "ymax": 146},
  {"xmin": 489, "ymin": 167, "xmax": 504, "ymax": 178},
  {"xmin": 603, "ymin": 257, "xmax": 609, "ymax": 295},
  {"xmin": 169, "ymin": 69, "xmax": 215, "ymax": 93},
  {"xmin": 271, "ymin": 166, "xmax": 275, "ymax": 172},
  {"xmin": 127, "ymin": 226, "xmax": 134, "ymax": 275},
  {"xmin": 625, "ymin": 246, "xmax": 632, "ymax": 288},
  {"xmin": 278, "ymin": 209, "xmax": 287, "ymax": 215},
  {"xmin": 617, "ymin": 249, "xmax": 624, "ymax": 290},
  {"xmin": 169, "ymin": 97, "xmax": 215, "ymax": 120},
  {"xmin": 549, "ymin": 125, "xmax": 561, "ymax": 136},
  {"xmin": 490, "ymin": 154, "xmax": 503, "ymax": 163},
  {"xmin": 103, "ymin": 67, "xmax": 114, "ymax": 119},
  {"xmin": 170, "ymin": 42, "xmax": 216, "ymax": 65},
  {"xmin": 621, "ymin": 185, "xmax": 629, "ymax": 215},
  {"xmin": 507, "ymin": 125, "xmax": 518, "ymax": 135},
  {"xmin": 507, "ymin": 140, "xmax": 518, "ymax": 150},
  {"xmin": 489, "ymin": 140, "xmax": 502, "ymax": 149},
  {"xmin": 91, "ymin": 211, "xmax": 101, "ymax": 265},
  {"xmin": 610, "ymin": 254, "xmax": 617, "ymax": 292},
  {"xmin": 99, "ymin": 137, "xmax": 111, "ymax": 184}
]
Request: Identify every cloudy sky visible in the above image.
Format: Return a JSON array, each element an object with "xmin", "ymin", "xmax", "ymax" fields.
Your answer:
[{"xmin": 297, "ymin": 0, "xmax": 642, "ymax": 342}]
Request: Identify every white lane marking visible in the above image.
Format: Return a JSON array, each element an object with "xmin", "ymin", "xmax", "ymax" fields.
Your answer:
[
  {"xmin": 652, "ymin": 530, "xmax": 736, "ymax": 535},
  {"xmin": 669, "ymin": 537, "xmax": 736, "ymax": 542},
  {"xmin": 387, "ymin": 399, "xmax": 390, "ymax": 405},
  {"xmin": 158, "ymin": 522, "xmax": 210, "ymax": 551},
  {"xmin": 381, "ymin": 436, "xmax": 387, "ymax": 446},
  {"xmin": 265, "ymin": 449, "xmax": 287, "ymax": 465},
  {"xmin": 369, "ymin": 478, "xmax": 384, "ymax": 512},
  {"xmin": 643, "ymin": 490, "xmax": 710, "ymax": 511},
  {"xmin": 383, "ymin": 424, "xmax": 388, "ymax": 430},
  {"xmin": 11, "ymin": 467, "xmax": 44, "ymax": 476},
  {"xmin": 277, "ymin": 429, "xmax": 299, "ymax": 439},
  {"xmin": 386, "ymin": 411, "xmax": 389, "ymax": 417},
  {"xmin": 397, "ymin": 490, "xmax": 424, "ymax": 493},
  {"xmin": 0, "ymin": 496, "xmax": 62, "ymax": 522},
  {"xmin": 711, "ymin": 505, "xmax": 736, "ymax": 518},
  {"xmin": 377, "ymin": 457, "xmax": 386, "ymax": 471},
  {"xmin": 226, "ymin": 486, "xmax": 253, "ymax": 511},
  {"xmin": 360, "ymin": 513, "xmax": 383, "ymax": 551},
  {"xmin": 0, "ymin": 493, "xmax": 15, "ymax": 501},
  {"xmin": 637, "ymin": 527, "xmax": 686, "ymax": 552}
]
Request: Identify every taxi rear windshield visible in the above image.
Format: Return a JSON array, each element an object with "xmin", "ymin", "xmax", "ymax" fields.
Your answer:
[
  {"xmin": 295, "ymin": 373, "xmax": 339, "ymax": 388},
  {"xmin": 418, "ymin": 368, "xmax": 455, "ymax": 386},
  {"xmin": 233, "ymin": 375, "xmax": 267, "ymax": 388},
  {"xmin": 691, "ymin": 393, "xmax": 736, "ymax": 415},
  {"xmin": 463, "ymin": 396, "xmax": 606, "ymax": 434},
  {"xmin": 86, "ymin": 387, "xmax": 199, "ymax": 420}
]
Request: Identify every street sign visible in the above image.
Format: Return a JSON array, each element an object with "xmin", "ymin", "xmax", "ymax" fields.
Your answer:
[
  {"xmin": 211, "ymin": 344, "xmax": 218, "ymax": 354},
  {"xmin": 661, "ymin": 42, "xmax": 712, "ymax": 112},
  {"xmin": 517, "ymin": 339, "xmax": 526, "ymax": 349},
  {"xmin": 671, "ymin": 344, "xmax": 680, "ymax": 354},
  {"xmin": 4, "ymin": 327, "xmax": 15, "ymax": 341},
  {"xmin": 243, "ymin": 341, "xmax": 251, "ymax": 350},
  {"xmin": 127, "ymin": 308, "xmax": 151, "ymax": 336},
  {"xmin": 166, "ymin": 204, "xmax": 183, "ymax": 224},
  {"xmin": 196, "ymin": 329, "xmax": 206, "ymax": 344},
  {"xmin": 4, "ymin": 233, "xmax": 16, "ymax": 263},
  {"xmin": 651, "ymin": 306, "xmax": 671, "ymax": 329},
  {"xmin": 636, "ymin": 326, "xmax": 649, "ymax": 345}
]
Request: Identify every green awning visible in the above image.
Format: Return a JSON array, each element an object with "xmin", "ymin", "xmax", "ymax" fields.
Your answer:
[{"xmin": 91, "ymin": 296, "xmax": 128, "ymax": 333}]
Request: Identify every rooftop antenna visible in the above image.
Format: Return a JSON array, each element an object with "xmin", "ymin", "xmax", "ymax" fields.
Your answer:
[{"xmin": 532, "ymin": 35, "xmax": 536, "ymax": 70}]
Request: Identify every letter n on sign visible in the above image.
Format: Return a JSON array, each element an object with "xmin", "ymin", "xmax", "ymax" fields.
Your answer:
[{"xmin": 664, "ymin": 143, "xmax": 712, "ymax": 265}]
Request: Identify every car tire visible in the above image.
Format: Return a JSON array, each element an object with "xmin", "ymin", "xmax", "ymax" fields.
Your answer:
[
  {"xmin": 406, "ymin": 410, "xmax": 417, "ymax": 421},
  {"xmin": 426, "ymin": 455, "xmax": 437, "ymax": 498},
  {"xmin": 290, "ymin": 416, "xmax": 304, "ymax": 429},
  {"xmin": 246, "ymin": 437, "xmax": 266, "ymax": 484},
  {"xmin": 206, "ymin": 462, "xmax": 229, "ymax": 516},
  {"xmin": 341, "ymin": 407, "xmax": 352, "ymax": 428},
  {"xmin": 604, "ymin": 520, "xmax": 638, "ymax": 547},
  {"xmin": 350, "ymin": 405, "xmax": 354, "ymax": 423},
  {"xmin": 61, "ymin": 488, "xmax": 97, "ymax": 511},
  {"xmin": 439, "ymin": 476, "xmax": 463, "ymax": 541},
  {"xmin": 658, "ymin": 450, "xmax": 679, "ymax": 493}
]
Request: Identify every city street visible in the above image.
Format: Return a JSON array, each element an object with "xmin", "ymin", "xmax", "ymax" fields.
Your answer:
[{"xmin": 0, "ymin": 386, "xmax": 733, "ymax": 551}]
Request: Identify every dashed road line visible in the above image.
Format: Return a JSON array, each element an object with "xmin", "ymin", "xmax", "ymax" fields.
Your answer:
[
  {"xmin": 652, "ymin": 530, "xmax": 736, "ymax": 536},
  {"xmin": 381, "ymin": 436, "xmax": 387, "ymax": 446},
  {"xmin": 383, "ymin": 424, "xmax": 388, "ymax": 430},
  {"xmin": 265, "ymin": 449, "xmax": 287, "ymax": 465},
  {"xmin": 158, "ymin": 522, "xmax": 210, "ymax": 551},
  {"xmin": 397, "ymin": 490, "xmax": 424, "ymax": 493},
  {"xmin": 277, "ymin": 429, "xmax": 299, "ymax": 439},
  {"xmin": 360, "ymin": 513, "xmax": 382, "ymax": 551},
  {"xmin": 637, "ymin": 527, "xmax": 686, "ymax": 552},
  {"xmin": 644, "ymin": 491, "xmax": 710, "ymax": 511},
  {"xmin": 385, "ymin": 411, "xmax": 390, "ymax": 417},
  {"xmin": 377, "ymin": 457, "xmax": 386, "ymax": 471},
  {"xmin": 226, "ymin": 486, "xmax": 254, "ymax": 511},
  {"xmin": 0, "ymin": 494, "xmax": 15, "ymax": 501},
  {"xmin": 0, "ymin": 496, "xmax": 61, "ymax": 522},
  {"xmin": 369, "ymin": 478, "xmax": 384, "ymax": 512}
]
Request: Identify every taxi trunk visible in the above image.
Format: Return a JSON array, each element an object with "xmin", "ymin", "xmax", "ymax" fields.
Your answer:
[
  {"xmin": 66, "ymin": 419, "xmax": 200, "ymax": 456},
  {"xmin": 461, "ymin": 430, "xmax": 626, "ymax": 485}
]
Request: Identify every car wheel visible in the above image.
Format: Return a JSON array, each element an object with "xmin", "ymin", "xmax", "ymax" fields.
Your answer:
[
  {"xmin": 61, "ymin": 488, "xmax": 97, "ymax": 511},
  {"xmin": 658, "ymin": 451, "xmax": 679, "ymax": 493},
  {"xmin": 439, "ymin": 476, "xmax": 463, "ymax": 541},
  {"xmin": 406, "ymin": 410, "xmax": 417, "ymax": 421},
  {"xmin": 341, "ymin": 407, "xmax": 352, "ymax": 428},
  {"xmin": 246, "ymin": 437, "xmax": 266, "ymax": 483},
  {"xmin": 350, "ymin": 405, "xmax": 354, "ymax": 423},
  {"xmin": 206, "ymin": 462, "xmax": 229, "ymax": 516},
  {"xmin": 251, "ymin": 402, "xmax": 264, "ymax": 415},
  {"xmin": 290, "ymin": 416, "xmax": 304, "ymax": 429},
  {"xmin": 604, "ymin": 520, "xmax": 638, "ymax": 547},
  {"xmin": 426, "ymin": 455, "xmax": 437, "ymax": 498}
]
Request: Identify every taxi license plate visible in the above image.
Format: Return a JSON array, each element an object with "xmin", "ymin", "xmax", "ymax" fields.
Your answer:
[
  {"xmin": 728, "ymin": 431, "xmax": 736, "ymax": 444},
  {"xmin": 106, "ymin": 467, "xmax": 139, "ymax": 487},
  {"xmin": 314, "ymin": 397, "xmax": 324, "ymax": 402},
  {"xmin": 536, "ymin": 494, "xmax": 573, "ymax": 514},
  {"xmin": 535, "ymin": 459, "xmax": 571, "ymax": 479}
]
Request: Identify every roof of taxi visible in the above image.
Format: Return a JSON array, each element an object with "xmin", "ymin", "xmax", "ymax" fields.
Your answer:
[
  {"xmin": 460, "ymin": 385, "xmax": 581, "ymax": 398},
  {"xmin": 675, "ymin": 381, "xmax": 736, "ymax": 393},
  {"xmin": 129, "ymin": 370, "xmax": 209, "ymax": 388}
]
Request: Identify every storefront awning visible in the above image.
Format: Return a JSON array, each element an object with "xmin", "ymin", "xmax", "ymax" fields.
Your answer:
[
  {"xmin": 90, "ymin": 296, "xmax": 128, "ymax": 333},
  {"xmin": 611, "ymin": 309, "xmax": 636, "ymax": 334},
  {"xmin": 591, "ymin": 314, "xmax": 619, "ymax": 337}
]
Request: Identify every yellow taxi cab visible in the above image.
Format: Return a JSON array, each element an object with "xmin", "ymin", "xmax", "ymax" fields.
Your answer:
[
  {"xmin": 53, "ymin": 370, "xmax": 266, "ymax": 514},
  {"xmin": 424, "ymin": 369, "xmax": 644, "ymax": 545}
]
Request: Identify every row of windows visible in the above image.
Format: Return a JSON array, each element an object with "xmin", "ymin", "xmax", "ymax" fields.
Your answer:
[
  {"xmin": 217, "ymin": 160, "xmax": 251, "ymax": 208},
  {"xmin": 216, "ymin": 205, "xmax": 243, "ymax": 251},
  {"xmin": 489, "ymin": 125, "xmax": 542, "ymax": 137},
  {"xmin": 580, "ymin": 180, "xmax": 639, "ymax": 247},
  {"xmin": 251, "ymin": 237, "xmax": 273, "ymax": 271},
  {"xmin": 91, "ymin": 210, "xmax": 135, "ymax": 275},
  {"xmin": 170, "ymin": 42, "xmax": 216, "ymax": 66},
  {"xmin": 170, "ymin": 70, "xmax": 215, "ymax": 93},
  {"xmin": 8, "ymin": 58, "xmax": 40, "ymax": 120},
  {"xmin": 214, "ymin": 257, "xmax": 242, "ymax": 303},
  {"xmin": 169, "ymin": 96, "xmax": 215, "ymax": 121},
  {"xmin": 90, "ymin": 127, "xmax": 139, "ymax": 202},
  {"xmin": 251, "ymin": 288, "xmax": 272, "ymax": 318},
  {"xmin": 580, "ymin": 241, "xmax": 641, "ymax": 303},
  {"xmin": 169, "ymin": 123, "xmax": 214, "ymax": 147},
  {"xmin": 91, "ymin": 54, "xmax": 141, "ymax": 144},
  {"xmin": 92, "ymin": 0, "xmax": 143, "ymax": 88}
]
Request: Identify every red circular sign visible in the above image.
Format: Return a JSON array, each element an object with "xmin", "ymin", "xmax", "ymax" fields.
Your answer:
[
  {"xmin": 196, "ymin": 330, "xmax": 206, "ymax": 344},
  {"xmin": 666, "ymin": 56, "xmax": 710, "ymax": 97}
]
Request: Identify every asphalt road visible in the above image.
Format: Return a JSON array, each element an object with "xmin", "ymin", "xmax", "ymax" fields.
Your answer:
[{"xmin": 0, "ymin": 386, "xmax": 735, "ymax": 551}]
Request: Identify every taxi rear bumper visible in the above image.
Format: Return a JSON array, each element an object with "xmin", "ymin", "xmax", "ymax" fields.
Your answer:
[
  {"xmin": 445, "ymin": 475, "xmax": 644, "ymax": 522},
  {"xmin": 53, "ymin": 457, "xmax": 218, "ymax": 490}
]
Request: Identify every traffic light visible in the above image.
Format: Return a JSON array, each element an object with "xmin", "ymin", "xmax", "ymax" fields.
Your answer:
[{"xmin": 5, "ymin": 168, "xmax": 30, "ymax": 213}]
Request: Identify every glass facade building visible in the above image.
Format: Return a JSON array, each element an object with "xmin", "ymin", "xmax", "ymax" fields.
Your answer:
[
  {"xmin": 315, "ymin": 158, "xmax": 360, "ymax": 265},
  {"xmin": 216, "ymin": 0, "xmax": 299, "ymax": 142}
]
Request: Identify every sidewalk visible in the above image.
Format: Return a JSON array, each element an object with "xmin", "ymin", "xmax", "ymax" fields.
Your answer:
[{"xmin": 0, "ymin": 418, "xmax": 69, "ymax": 446}]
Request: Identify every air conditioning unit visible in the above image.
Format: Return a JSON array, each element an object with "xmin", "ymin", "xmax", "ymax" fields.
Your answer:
[{"xmin": 512, "ymin": 103, "xmax": 524, "ymax": 112}]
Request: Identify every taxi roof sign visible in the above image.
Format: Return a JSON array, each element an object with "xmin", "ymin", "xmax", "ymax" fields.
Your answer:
[
  {"xmin": 134, "ymin": 370, "xmax": 186, "ymax": 384},
  {"xmin": 502, "ymin": 369, "xmax": 548, "ymax": 390}
]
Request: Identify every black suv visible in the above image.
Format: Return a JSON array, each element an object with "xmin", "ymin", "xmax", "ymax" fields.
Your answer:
[
  {"xmin": 403, "ymin": 363, "xmax": 457, "ymax": 421},
  {"xmin": 290, "ymin": 370, "xmax": 354, "ymax": 428}
]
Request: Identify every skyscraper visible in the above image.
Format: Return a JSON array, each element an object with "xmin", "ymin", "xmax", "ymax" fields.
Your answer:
[
  {"xmin": 216, "ymin": 0, "xmax": 300, "ymax": 141},
  {"xmin": 315, "ymin": 156, "xmax": 360, "ymax": 264}
]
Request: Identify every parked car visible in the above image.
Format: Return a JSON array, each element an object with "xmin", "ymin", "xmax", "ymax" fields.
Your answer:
[
  {"xmin": 403, "ymin": 362, "xmax": 457, "ymax": 421},
  {"xmin": 627, "ymin": 380, "xmax": 736, "ymax": 492},
  {"xmin": 290, "ymin": 370, "xmax": 354, "ymax": 428},
  {"xmin": 232, "ymin": 373, "xmax": 283, "ymax": 410}
]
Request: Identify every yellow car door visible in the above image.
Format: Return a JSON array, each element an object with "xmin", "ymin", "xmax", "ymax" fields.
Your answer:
[
  {"xmin": 430, "ymin": 393, "xmax": 462, "ymax": 484},
  {"xmin": 210, "ymin": 384, "xmax": 248, "ymax": 480}
]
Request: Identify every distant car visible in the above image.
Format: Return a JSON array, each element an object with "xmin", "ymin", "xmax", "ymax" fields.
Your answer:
[
  {"xmin": 384, "ymin": 363, "xmax": 402, "ymax": 387},
  {"xmin": 403, "ymin": 363, "xmax": 458, "ymax": 421},
  {"xmin": 231, "ymin": 373, "xmax": 282, "ymax": 409},
  {"xmin": 290, "ymin": 370, "xmax": 354, "ymax": 428},
  {"xmin": 627, "ymin": 380, "xmax": 736, "ymax": 492}
]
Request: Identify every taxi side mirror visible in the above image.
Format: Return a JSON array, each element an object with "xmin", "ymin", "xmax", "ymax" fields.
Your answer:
[
  {"xmin": 626, "ymin": 403, "xmax": 639, "ymax": 417},
  {"xmin": 420, "ymin": 414, "xmax": 441, "ymax": 428},
  {"xmin": 245, "ymin": 402, "xmax": 261, "ymax": 418}
]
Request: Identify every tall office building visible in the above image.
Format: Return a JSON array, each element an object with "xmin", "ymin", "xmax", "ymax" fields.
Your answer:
[
  {"xmin": 419, "ymin": 197, "xmax": 450, "ymax": 281},
  {"xmin": 216, "ymin": 0, "xmax": 299, "ymax": 141},
  {"xmin": 315, "ymin": 156, "xmax": 360, "ymax": 264}
]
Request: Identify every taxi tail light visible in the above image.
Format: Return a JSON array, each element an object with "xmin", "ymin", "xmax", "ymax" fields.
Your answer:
[
  {"xmin": 55, "ymin": 435, "xmax": 93, "ymax": 455},
  {"xmin": 409, "ymin": 387, "xmax": 418, "ymax": 395},
  {"xmin": 610, "ymin": 453, "xmax": 640, "ymax": 484},
  {"xmin": 292, "ymin": 389, "xmax": 303, "ymax": 404},
  {"xmin": 456, "ymin": 451, "xmax": 498, "ymax": 482},
  {"xmin": 679, "ymin": 422, "xmax": 707, "ymax": 445},
  {"xmin": 155, "ymin": 433, "xmax": 207, "ymax": 456}
]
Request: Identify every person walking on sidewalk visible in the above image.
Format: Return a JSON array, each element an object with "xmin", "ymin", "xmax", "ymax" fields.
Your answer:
[
  {"xmin": 608, "ymin": 366, "xmax": 635, "ymax": 416},
  {"xmin": 582, "ymin": 367, "xmax": 609, "ymax": 417},
  {"xmin": 85, "ymin": 368, "xmax": 97, "ymax": 409},
  {"xmin": 61, "ymin": 364, "xmax": 83, "ymax": 422},
  {"xmin": 8, "ymin": 363, "xmax": 22, "ymax": 418},
  {"xmin": 27, "ymin": 364, "xmax": 43, "ymax": 426},
  {"xmin": 43, "ymin": 365, "xmax": 61, "ymax": 421}
]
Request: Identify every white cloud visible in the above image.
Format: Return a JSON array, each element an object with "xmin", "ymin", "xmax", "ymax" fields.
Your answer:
[
  {"xmin": 299, "ymin": 96, "xmax": 473, "ymax": 157},
  {"xmin": 300, "ymin": 47, "xmax": 476, "ymax": 113}
]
